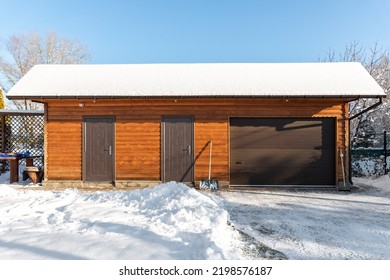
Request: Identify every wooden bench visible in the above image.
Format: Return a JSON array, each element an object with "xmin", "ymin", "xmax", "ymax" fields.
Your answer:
[{"xmin": 0, "ymin": 156, "xmax": 43, "ymax": 184}]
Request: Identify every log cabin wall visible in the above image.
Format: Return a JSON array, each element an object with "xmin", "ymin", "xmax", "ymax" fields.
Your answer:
[{"xmin": 44, "ymin": 98, "xmax": 350, "ymax": 184}]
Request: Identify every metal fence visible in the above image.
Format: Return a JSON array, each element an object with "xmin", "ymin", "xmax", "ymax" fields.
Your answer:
[
  {"xmin": 350, "ymin": 130, "xmax": 389, "ymax": 177},
  {"xmin": 0, "ymin": 110, "xmax": 44, "ymax": 172}
]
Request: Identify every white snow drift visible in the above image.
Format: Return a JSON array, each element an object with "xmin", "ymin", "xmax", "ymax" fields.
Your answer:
[{"xmin": 0, "ymin": 182, "xmax": 245, "ymax": 260}]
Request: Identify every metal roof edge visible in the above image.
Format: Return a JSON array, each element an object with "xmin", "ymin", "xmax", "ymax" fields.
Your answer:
[
  {"xmin": 0, "ymin": 109, "xmax": 44, "ymax": 116},
  {"xmin": 7, "ymin": 94, "xmax": 386, "ymax": 100}
]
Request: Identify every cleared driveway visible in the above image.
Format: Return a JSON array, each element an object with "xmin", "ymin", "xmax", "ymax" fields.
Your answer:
[{"xmin": 210, "ymin": 177, "xmax": 390, "ymax": 259}]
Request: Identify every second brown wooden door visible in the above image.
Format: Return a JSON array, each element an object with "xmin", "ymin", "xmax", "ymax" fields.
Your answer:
[
  {"xmin": 83, "ymin": 117, "xmax": 115, "ymax": 182},
  {"xmin": 162, "ymin": 116, "xmax": 194, "ymax": 182}
]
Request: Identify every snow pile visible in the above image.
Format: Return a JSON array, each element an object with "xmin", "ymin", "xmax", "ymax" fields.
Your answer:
[
  {"xmin": 0, "ymin": 182, "xmax": 244, "ymax": 260},
  {"xmin": 352, "ymin": 157, "xmax": 390, "ymax": 178},
  {"xmin": 353, "ymin": 175, "xmax": 390, "ymax": 194}
]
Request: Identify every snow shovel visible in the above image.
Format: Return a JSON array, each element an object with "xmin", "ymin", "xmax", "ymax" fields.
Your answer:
[{"xmin": 200, "ymin": 141, "xmax": 219, "ymax": 190}]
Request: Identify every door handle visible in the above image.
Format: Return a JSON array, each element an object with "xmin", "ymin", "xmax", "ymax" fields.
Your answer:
[
  {"xmin": 183, "ymin": 146, "xmax": 191, "ymax": 155},
  {"xmin": 182, "ymin": 146, "xmax": 192, "ymax": 156},
  {"xmin": 104, "ymin": 146, "xmax": 112, "ymax": 155},
  {"xmin": 236, "ymin": 161, "xmax": 244, "ymax": 164}
]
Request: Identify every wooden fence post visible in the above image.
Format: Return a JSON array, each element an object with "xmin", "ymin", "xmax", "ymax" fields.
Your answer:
[{"xmin": 1, "ymin": 115, "xmax": 5, "ymax": 173}]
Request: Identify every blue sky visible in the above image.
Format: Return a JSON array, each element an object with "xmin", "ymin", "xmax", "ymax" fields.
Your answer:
[{"xmin": 1, "ymin": 0, "xmax": 389, "ymax": 64}]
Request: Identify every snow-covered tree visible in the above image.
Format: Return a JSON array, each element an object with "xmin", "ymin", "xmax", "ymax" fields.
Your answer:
[
  {"xmin": 322, "ymin": 42, "xmax": 390, "ymax": 148},
  {"xmin": 0, "ymin": 31, "xmax": 90, "ymax": 110}
]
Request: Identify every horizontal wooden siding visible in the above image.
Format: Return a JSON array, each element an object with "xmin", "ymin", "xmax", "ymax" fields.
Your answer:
[{"xmin": 44, "ymin": 98, "xmax": 349, "ymax": 183}]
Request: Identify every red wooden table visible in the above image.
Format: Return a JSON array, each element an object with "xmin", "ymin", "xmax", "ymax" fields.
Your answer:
[{"xmin": 0, "ymin": 156, "xmax": 42, "ymax": 184}]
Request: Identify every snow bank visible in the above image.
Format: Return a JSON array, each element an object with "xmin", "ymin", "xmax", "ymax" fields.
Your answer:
[
  {"xmin": 0, "ymin": 182, "xmax": 244, "ymax": 260},
  {"xmin": 353, "ymin": 175, "xmax": 390, "ymax": 194}
]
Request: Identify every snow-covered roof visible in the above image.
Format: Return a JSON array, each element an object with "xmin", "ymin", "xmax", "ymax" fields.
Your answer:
[
  {"xmin": 6, "ymin": 62, "xmax": 385, "ymax": 99},
  {"xmin": 0, "ymin": 109, "xmax": 44, "ymax": 115}
]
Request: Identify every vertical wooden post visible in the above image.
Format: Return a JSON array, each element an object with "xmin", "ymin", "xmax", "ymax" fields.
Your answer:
[
  {"xmin": 10, "ymin": 159, "xmax": 19, "ymax": 183},
  {"xmin": 1, "ymin": 115, "xmax": 5, "ymax": 153},
  {"xmin": 43, "ymin": 103, "xmax": 48, "ymax": 182},
  {"xmin": 26, "ymin": 157, "xmax": 34, "ymax": 167},
  {"xmin": 1, "ymin": 115, "xmax": 5, "ymax": 173}
]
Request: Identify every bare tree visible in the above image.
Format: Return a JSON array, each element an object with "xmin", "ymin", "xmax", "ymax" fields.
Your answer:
[
  {"xmin": 322, "ymin": 41, "xmax": 390, "ymax": 147},
  {"xmin": 0, "ymin": 31, "xmax": 90, "ymax": 110}
]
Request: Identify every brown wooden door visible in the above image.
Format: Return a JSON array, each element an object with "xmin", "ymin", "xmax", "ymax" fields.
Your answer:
[
  {"xmin": 162, "ymin": 116, "xmax": 194, "ymax": 182},
  {"xmin": 83, "ymin": 117, "xmax": 115, "ymax": 182},
  {"xmin": 230, "ymin": 118, "xmax": 336, "ymax": 186}
]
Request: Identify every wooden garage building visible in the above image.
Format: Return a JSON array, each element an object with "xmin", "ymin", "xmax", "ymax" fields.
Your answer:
[{"xmin": 7, "ymin": 63, "xmax": 385, "ymax": 189}]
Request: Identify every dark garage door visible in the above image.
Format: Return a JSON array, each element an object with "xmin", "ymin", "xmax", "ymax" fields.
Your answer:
[{"xmin": 230, "ymin": 118, "xmax": 336, "ymax": 186}]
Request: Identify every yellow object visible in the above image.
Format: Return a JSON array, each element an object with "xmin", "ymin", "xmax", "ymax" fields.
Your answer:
[{"xmin": 0, "ymin": 89, "xmax": 4, "ymax": 109}]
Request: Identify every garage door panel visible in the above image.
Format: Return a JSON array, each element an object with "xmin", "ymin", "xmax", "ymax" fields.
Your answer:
[
  {"xmin": 231, "ymin": 167, "xmax": 333, "ymax": 185},
  {"xmin": 231, "ymin": 138, "xmax": 324, "ymax": 149},
  {"xmin": 230, "ymin": 118, "xmax": 336, "ymax": 186},
  {"xmin": 230, "ymin": 120, "xmax": 334, "ymax": 150},
  {"xmin": 232, "ymin": 149, "xmax": 333, "ymax": 167}
]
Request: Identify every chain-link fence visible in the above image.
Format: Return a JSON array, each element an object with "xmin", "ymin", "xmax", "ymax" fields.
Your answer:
[
  {"xmin": 0, "ymin": 110, "xmax": 44, "ymax": 172},
  {"xmin": 350, "ymin": 130, "xmax": 389, "ymax": 177}
]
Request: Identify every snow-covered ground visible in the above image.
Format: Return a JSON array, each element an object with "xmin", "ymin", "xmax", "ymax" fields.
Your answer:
[
  {"xmin": 0, "ymin": 171, "xmax": 246, "ymax": 260},
  {"xmin": 210, "ymin": 177, "xmax": 390, "ymax": 260},
  {"xmin": 0, "ymin": 172, "xmax": 389, "ymax": 260}
]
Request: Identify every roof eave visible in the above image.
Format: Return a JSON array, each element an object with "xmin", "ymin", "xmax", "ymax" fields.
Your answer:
[{"xmin": 7, "ymin": 94, "xmax": 386, "ymax": 100}]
